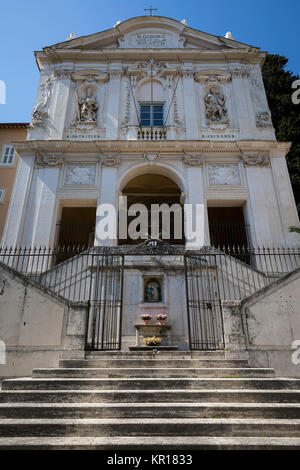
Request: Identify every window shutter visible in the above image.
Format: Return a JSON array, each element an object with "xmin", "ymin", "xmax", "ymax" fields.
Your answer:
[{"xmin": 1, "ymin": 146, "xmax": 15, "ymax": 165}]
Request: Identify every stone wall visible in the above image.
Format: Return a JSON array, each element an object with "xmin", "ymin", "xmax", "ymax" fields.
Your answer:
[
  {"xmin": 223, "ymin": 267, "xmax": 300, "ymax": 377},
  {"xmin": 0, "ymin": 261, "xmax": 87, "ymax": 377}
]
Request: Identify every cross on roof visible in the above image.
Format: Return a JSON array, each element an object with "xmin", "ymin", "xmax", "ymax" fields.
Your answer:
[{"xmin": 144, "ymin": 5, "xmax": 158, "ymax": 16}]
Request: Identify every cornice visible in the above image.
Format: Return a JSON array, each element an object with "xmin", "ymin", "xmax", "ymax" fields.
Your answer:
[
  {"xmin": 36, "ymin": 48, "xmax": 265, "ymax": 69},
  {"xmin": 13, "ymin": 140, "xmax": 291, "ymax": 157}
]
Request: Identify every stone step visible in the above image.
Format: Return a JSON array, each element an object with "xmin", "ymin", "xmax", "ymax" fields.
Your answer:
[
  {"xmin": 1, "ymin": 402, "xmax": 300, "ymax": 419},
  {"xmin": 59, "ymin": 359, "xmax": 250, "ymax": 368},
  {"xmin": 32, "ymin": 367, "xmax": 274, "ymax": 379},
  {"xmin": 85, "ymin": 351, "xmax": 226, "ymax": 359},
  {"xmin": 1, "ymin": 389, "xmax": 299, "ymax": 403},
  {"xmin": 3, "ymin": 377, "xmax": 300, "ymax": 391},
  {"xmin": 0, "ymin": 418, "xmax": 300, "ymax": 437},
  {"xmin": 0, "ymin": 435, "xmax": 299, "ymax": 450}
]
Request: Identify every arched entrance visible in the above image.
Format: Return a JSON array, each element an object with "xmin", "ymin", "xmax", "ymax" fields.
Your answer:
[{"xmin": 120, "ymin": 174, "xmax": 185, "ymax": 245}]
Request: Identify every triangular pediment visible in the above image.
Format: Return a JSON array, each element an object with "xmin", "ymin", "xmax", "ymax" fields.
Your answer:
[{"xmin": 48, "ymin": 16, "xmax": 254, "ymax": 52}]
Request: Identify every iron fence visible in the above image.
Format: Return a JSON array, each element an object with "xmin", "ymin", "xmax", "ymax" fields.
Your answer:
[
  {"xmin": 1, "ymin": 242, "xmax": 299, "ymax": 351},
  {"xmin": 0, "ymin": 244, "xmax": 299, "ymax": 303}
]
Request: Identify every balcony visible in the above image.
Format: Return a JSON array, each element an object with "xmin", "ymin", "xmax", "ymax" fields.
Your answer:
[
  {"xmin": 137, "ymin": 127, "xmax": 167, "ymax": 140},
  {"xmin": 122, "ymin": 125, "xmax": 185, "ymax": 140}
]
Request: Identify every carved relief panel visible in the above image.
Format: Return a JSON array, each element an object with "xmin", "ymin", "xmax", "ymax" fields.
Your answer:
[
  {"xmin": 30, "ymin": 74, "xmax": 55, "ymax": 129},
  {"xmin": 63, "ymin": 163, "xmax": 98, "ymax": 187},
  {"xmin": 248, "ymin": 65, "xmax": 273, "ymax": 129},
  {"xmin": 207, "ymin": 163, "xmax": 241, "ymax": 186}
]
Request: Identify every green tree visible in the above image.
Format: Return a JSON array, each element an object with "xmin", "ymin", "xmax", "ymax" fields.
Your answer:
[{"xmin": 262, "ymin": 53, "xmax": 300, "ymax": 203}]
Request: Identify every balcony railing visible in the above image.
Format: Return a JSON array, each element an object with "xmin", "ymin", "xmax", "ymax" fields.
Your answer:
[{"xmin": 137, "ymin": 127, "xmax": 167, "ymax": 140}]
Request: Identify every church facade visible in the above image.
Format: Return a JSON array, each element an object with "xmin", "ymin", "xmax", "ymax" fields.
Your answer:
[
  {"xmin": 1, "ymin": 16, "xmax": 299, "ymax": 352},
  {"xmin": 2, "ymin": 15, "xmax": 299, "ymax": 251}
]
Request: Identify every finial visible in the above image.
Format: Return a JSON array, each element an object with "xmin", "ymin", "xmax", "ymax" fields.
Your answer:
[
  {"xmin": 181, "ymin": 19, "xmax": 187, "ymax": 25},
  {"xmin": 225, "ymin": 31, "xmax": 234, "ymax": 40},
  {"xmin": 66, "ymin": 32, "xmax": 76, "ymax": 41}
]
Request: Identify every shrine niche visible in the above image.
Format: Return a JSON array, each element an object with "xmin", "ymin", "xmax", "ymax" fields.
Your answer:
[
  {"xmin": 144, "ymin": 277, "xmax": 163, "ymax": 303},
  {"xmin": 71, "ymin": 70, "xmax": 108, "ymax": 127},
  {"xmin": 204, "ymin": 87, "xmax": 228, "ymax": 125}
]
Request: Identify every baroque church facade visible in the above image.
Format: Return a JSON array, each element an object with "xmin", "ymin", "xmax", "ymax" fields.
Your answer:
[
  {"xmin": 1, "ymin": 15, "xmax": 299, "ymax": 352},
  {"xmin": 2, "ymin": 14, "xmax": 299, "ymax": 251},
  {"xmin": 2, "ymin": 16, "xmax": 300, "ymax": 449}
]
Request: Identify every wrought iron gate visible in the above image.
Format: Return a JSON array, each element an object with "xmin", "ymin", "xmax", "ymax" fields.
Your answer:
[
  {"xmin": 185, "ymin": 252, "xmax": 224, "ymax": 350},
  {"xmin": 86, "ymin": 253, "xmax": 124, "ymax": 350},
  {"xmin": 83, "ymin": 240, "xmax": 225, "ymax": 351}
]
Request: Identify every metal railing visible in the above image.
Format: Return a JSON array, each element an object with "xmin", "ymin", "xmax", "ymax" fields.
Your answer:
[
  {"xmin": 209, "ymin": 224, "xmax": 251, "ymax": 250},
  {"xmin": 0, "ymin": 244, "xmax": 299, "ymax": 303}
]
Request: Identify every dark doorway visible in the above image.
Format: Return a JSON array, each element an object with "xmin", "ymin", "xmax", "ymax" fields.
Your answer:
[
  {"xmin": 56, "ymin": 207, "xmax": 97, "ymax": 248},
  {"xmin": 208, "ymin": 207, "xmax": 250, "ymax": 249},
  {"xmin": 121, "ymin": 174, "xmax": 185, "ymax": 245}
]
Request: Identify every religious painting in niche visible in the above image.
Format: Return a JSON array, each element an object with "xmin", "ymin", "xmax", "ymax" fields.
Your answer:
[{"xmin": 144, "ymin": 277, "xmax": 162, "ymax": 303}]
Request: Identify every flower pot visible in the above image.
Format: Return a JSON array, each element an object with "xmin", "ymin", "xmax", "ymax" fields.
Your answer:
[
  {"xmin": 143, "ymin": 319, "xmax": 150, "ymax": 324},
  {"xmin": 157, "ymin": 320, "xmax": 165, "ymax": 325}
]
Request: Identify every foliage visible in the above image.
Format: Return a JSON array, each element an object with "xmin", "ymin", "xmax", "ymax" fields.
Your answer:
[
  {"xmin": 262, "ymin": 54, "xmax": 300, "ymax": 203},
  {"xmin": 289, "ymin": 226, "xmax": 300, "ymax": 234},
  {"xmin": 144, "ymin": 336, "xmax": 162, "ymax": 346},
  {"xmin": 156, "ymin": 314, "xmax": 168, "ymax": 321},
  {"xmin": 140, "ymin": 314, "xmax": 152, "ymax": 320}
]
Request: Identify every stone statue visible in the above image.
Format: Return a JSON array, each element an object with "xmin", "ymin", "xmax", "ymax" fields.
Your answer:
[
  {"xmin": 204, "ymin": 87, "xmax": 228, "ymax": 123},
  {"xmin": 30, "ymin": 75, "xmax": 54, "ymax": 128},
  {"xmin": 78, "ymin": 87, "xmax": 98, "ymax": 123}
]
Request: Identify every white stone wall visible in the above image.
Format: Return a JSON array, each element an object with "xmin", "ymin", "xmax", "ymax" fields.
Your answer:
[
  {"xmin": 0, "ymin": 262, "xmax": 86, "ymax": 377},
  {"xmin": 223, "ymin": 268, "xmax": 300, "ymax": 377}
]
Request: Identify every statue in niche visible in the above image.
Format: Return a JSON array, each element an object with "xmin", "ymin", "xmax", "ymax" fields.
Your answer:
[
  {"xmin": 144, "ymin": 278, "xmax": 162, "ymax": 303},
  {"xmin": 78, "ymin": 86, "xmax": 98, "ymax": 123},
  {"xmin": 204, "ymin": 87, "xmax": 228, "ymax": 123}
]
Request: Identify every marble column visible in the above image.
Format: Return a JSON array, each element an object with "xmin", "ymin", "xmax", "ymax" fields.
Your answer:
[
  {"xmin": 94, "ymin": 157, "xmax": 119, "ymax": 246},
  {"xmin": 230, "ymin": 70, "xmax": 254, "ymax": 139},
  {"xmin": 48, "ymin": 72, "xmax": 72, "ymax": 139},
  {"xmin": 1, "ymin": 154, "xmax": 35, "ymax": 248},
  {"xmin": 182, "ymin": 70, "xmax": 198, "ymax": 139},
  {"xmin": 106, "ymin": 71, "xmax": 121, "ymax": 139},
  {"xmin": 21, "ymin": 163, "xmax": 61, "ymax": 248},
  {"xmin": 244, "ymin": 159, "xmax": 286, "ymax": 246},
  {"xmin": 183, "ymin": 156, "xmax": 206, "ymax": 248}
]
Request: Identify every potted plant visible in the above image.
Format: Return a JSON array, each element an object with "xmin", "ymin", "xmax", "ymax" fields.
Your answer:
[
  {"xmin": 140, "ymin": 314, "xmax": 152, "ymax": 324},
  {"xmin": 144, "ymin": 336, "xmax": 162, "ymax": 347},
  {"xmin": 156, "ymin": 314, "xmax": 168, "ymax": 325}
]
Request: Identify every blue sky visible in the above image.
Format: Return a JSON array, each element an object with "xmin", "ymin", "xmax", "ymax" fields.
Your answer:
[{"xmin": 0, "ymin": 0, "xmax": 299, "ymax": 123}]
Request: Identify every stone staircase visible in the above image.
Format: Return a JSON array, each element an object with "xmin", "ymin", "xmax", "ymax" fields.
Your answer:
[{"xmin": 0, "ymin": 351, "xmax": 300, "ymax": 449}]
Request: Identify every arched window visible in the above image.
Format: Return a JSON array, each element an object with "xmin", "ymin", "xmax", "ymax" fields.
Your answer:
[{"xmin": 138, "ymin": 80, "xmax": 165, "ymax": 127}]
